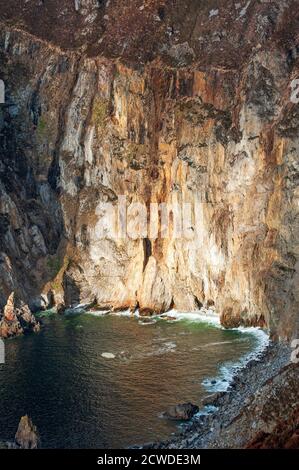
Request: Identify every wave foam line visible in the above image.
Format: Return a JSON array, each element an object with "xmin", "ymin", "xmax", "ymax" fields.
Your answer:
[
  {"xmin": 202, "ymin": 326, "xmax": 270, "ymax": 392},
  {"xmin": 85, "ymin": 305, "xmax": 269, "ymax": 394},
  {"xmin": 162, "ymin": 308, "xmax": 221, "ymax": 325}
]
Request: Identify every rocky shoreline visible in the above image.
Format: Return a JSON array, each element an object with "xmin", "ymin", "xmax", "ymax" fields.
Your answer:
[{"xmin": 146, "ymin": 342, "xmax": 299, "ymax": 449}]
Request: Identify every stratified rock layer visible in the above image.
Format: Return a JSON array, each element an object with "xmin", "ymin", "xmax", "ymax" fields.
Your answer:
[{"xmin": 0, "ymin": 1, "xmax": 298, "ymax": 339}]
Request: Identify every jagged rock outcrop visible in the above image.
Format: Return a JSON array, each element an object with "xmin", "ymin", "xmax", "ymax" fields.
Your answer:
[
  {"xmin": 15, "ymin": 415, "xmax": 40, "ymax": 449},
  {"xmin": 247, "ymin": 407, "xmax": 299, "ymax": 449},
  {"xmin": 0, "ymin": 1, "xmax": 298, "ymax": 339},
  {"xmin": 0, "ymin": 292, "xmax": 40, "ymax": 338},
  {"xmin": 0, "ymin": 415, "xmax": 40, "ymax": 449},
  {"xmin": 165, "ymin": 403, "xmax": 199, "ymax": 421}
]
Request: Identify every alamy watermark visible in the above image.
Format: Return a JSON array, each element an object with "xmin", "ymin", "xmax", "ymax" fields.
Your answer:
[
  {"xmin": 94, "ymin": 195, "xmax": 210, "ymax": 242},
  {"xmin": 291, "ymin": 339, "xmax": 299, "ymax": 364},
  {"xmin": 290, "ymin": 78, "xmax": 299, "ymax": 104},
  {"xmin": 0, "ymin": 81, "xmax": 6, "ymax": 364},
  {"xmin": 289, "ymin": 82, "xmax": 299, "ymax": 363},
  {"xmin": 0, "ymin": 339, "xmax": 4, "ymax": 364},
  {"xmin": 0, "ymin": 79, "xmax": 5, "ymax": 104}
]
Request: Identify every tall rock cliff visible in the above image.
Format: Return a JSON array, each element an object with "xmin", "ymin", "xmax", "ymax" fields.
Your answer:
[{"xmin": 0, "ymin": 0, "xmax": 298, "ymax": 339}]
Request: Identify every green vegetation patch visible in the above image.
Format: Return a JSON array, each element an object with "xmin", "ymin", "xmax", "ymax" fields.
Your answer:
[
  {"xmin": 125, "ymin": 142, "xmax": 148, "ymax": 170},
  {"xmin": 92, "ymin": 97, "xmax": 109, "ymax": 129},
  {"xmin": 36, "ymin": 117, "xmax": 47, "ymax": 137},
  {"xmin": 47, "ymin": 256, "xmax": 62, "ymax": 277}
]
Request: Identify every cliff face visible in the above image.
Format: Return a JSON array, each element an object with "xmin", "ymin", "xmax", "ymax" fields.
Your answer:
[{"xmin": 0, "ymin": 1, "xmax": 298, "ymax": 339}]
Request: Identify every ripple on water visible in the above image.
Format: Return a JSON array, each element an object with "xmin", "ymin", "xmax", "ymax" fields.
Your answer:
[{"xmin": 0, "ymin": 310, "xmax": 267, "ymax": 448}]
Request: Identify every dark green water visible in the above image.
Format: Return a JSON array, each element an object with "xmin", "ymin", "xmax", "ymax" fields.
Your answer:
[{"xmin": 0, "ymin": 312, "xmax": 260, "ymax": 448}]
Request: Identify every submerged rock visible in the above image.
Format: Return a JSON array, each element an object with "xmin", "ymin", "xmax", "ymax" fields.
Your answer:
[
  {"xmin": 15, "ymin": 415, "xmax": 40, "ymax": 449},
  {"xmin": 165, "ymin": 403, "xmax": 199, "ymax": 421},
  {"xmin": 139, "ymin": 317, "xmax": 157, "ymax": 325},
  {"xmin": 0, "ymin": 293, "xmax": 40, "ymax": 339},
  {"xmin": 161, "ymin": 316, "xmax": 177, "ymax": 322}
]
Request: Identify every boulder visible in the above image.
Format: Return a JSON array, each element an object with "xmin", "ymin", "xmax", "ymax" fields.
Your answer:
[
  {"xmin": 165, "ymin": 402, "xmax": 199, "ymax": 421},
  {"xmin": 56, "ymin": 303, "xmax": 66, "ymax": 315},
  {"xmin": 15, "ymin": 415, "xmax": 40, "ymax": 449},
  {"xmin": 0, "ymin": 292, "xmax": 40, "ymax": 339},
  {"xmin": 30, "ymin": 292, "xmax": 53, "ymax": 313},
  {"xmin": 202, "ymin": 392, "xmax": 226, "ymax": 407}
]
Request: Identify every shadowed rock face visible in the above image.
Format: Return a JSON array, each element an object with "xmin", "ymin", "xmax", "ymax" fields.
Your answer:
[
  {"xmin": 0, "ymin": 1, "xmax": 298, "ymax": 339},
  {"xmin": 247, "ymin": 407, "xmax": 299, "ymax": 449}
]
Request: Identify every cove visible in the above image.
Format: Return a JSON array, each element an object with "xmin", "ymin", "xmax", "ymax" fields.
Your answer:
[{"xmin": 0, "ymin": 312, "xmax": 264, "ymax": 448}]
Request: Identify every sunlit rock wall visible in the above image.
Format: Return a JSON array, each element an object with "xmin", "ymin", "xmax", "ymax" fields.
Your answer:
[{"xmin": 0, "ymin": 1, "xmax": 298, "ymax": 339}]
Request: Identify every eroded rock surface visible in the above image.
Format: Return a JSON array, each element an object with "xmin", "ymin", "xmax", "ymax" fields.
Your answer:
[
  {"xmin": 0, "ymin": 292, "xmax": 40, "ymax": 338},
  {"xmin": 0, "ymin": 1, "xmax": 298, "ymax": 339},
  {"xmin": 15, "ymin": 415, "xmax": 40, "ymax": 449}
]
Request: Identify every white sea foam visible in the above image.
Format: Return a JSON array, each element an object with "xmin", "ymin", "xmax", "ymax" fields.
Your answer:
[
  {"xmin": 87, "ymin": 309, "xmax": 132, "ymax": 317},
  {"xmin": 65, "ymin": 303, "xmax": 89, "ymax": 315},
  {"xmin": 163, "ymin": 309, "xmax": 270, "ymax": 393},
  {"xmin": 86, "ymin": 306, "xmax": 269, "ymax": 391},
  {"xmin": 144, "ymin": 341, "xmax": 177, "ymax": 357},
  {"xmin": 120, "ymin": 341, "xmax": 177, "ymax": 362},
  {"xmin": 86, "ymin": 309, "xmax": 110, "ymax": 317},
  {"xmin": 138, "ymin": 318, "xmax": 158, "ymax": 325},
  {"xmin": 87, "ymin": 307, "xmax": 219, "ymax": 324},
  {"xmin": 202, "ymin": 326, "xmax": 270, "ymax": 392},
  {"xmin": 101, "ymin": 352, "xmax": 116, "ymax": 359},
  {"xmin": 195, "ymin": 339, "xmax": 247, "ymax": 349},
  {"xmin": 111, "ymin": 309, "xmax": 133, "ymax": 317},
  {"xmin": 161, "ymin": 308, "xmax": 220, "ymax": 326}
]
